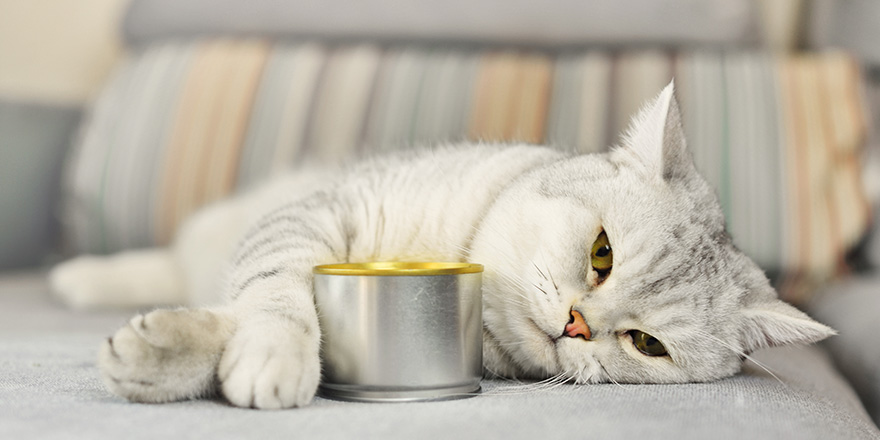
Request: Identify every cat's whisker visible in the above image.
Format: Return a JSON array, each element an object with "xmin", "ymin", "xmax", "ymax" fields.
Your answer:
[
  {"xmin": 532, "ymin": 282, "xmax": 549, "ymax": 296},
  {"xmin": 607, "ymin": 376, "xmax": 625, "ymax": 389},
  {"xmin": 466, "ymin": 223, "xmax": 554, "ymax": 299},
  {"xmin": 574, "ymin": 365, "xmax": 593, "ymax": 385},
  {"xmin": 544, "ymin": 371, "xmax": 577, "ymax": 391},
  {"xmin": 543, "ymin": 371, "xmax": 574, "ymax": 392},
  {"xmin": 444, "ymin": 371, "xmax": 574, "ymax": 399},
  {"xmin": 436, "ymin": 372, "xmax": 573, "ymax": 399},
  {"xmin": 529, "ymin": 258, "xmax": 564, "ymax": 300},
  {"xmin": 514, "ymin": 373, "xmax": 564, "ymax": 387},
  {"xmin": 482, "ymin": 363, "xmax": 513, "ymax": 382},
  {"xmin": 480, "ymin": 379, "xmax": 552, "ymax": 395},
  {"xmin": 460, "ymin": 224, "xmax": 550, "ymax": 303},
  {"xmin": 691, "ymin": 329, "xmax": 788, "ymax": 388},
  {"xmin": 546, "ymin": 267, "xmax": 559, "ymax": 293},
  {"xmin": 596, "ymin": 358, "xmax": 626, "ymax": 389},
  {"xmin": 487, "ymin": 372, "xmax": 570, "ymax": 395},
  {"xmin": 531, "ymin": 261, "xmax": 548, "ymax": 281},
  {"xmin": 509, "ymin": 372, "xmax": 565, "ymax": 387},
  {"xmin": 454, "ymin": 243, "xmax": 540, "ymax": 310},
  {"xmin": 537, "ymin": 250, "xmax": 560, "ymax": 294}
]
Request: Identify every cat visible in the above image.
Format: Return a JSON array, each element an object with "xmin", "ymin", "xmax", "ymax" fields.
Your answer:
[{"xmin": 50, "ymin": 82, "xmax": 835, "ymax": 409}]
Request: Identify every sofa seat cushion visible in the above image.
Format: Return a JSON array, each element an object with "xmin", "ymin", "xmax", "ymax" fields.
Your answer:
[{"xmin": 1, "ymin": 271, "xmax": 878, "ymax": 439}]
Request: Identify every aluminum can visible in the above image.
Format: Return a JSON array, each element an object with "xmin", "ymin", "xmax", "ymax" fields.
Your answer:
[{"xmin": 313, "ymin": 262, "xmax": 483, "ymax": 402}]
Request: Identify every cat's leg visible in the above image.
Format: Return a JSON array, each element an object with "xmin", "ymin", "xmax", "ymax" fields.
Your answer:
[
  {"xmin": 94, "ymin": 263, "xmax": 328, "ymax": 407},
  {"xmin": 218, "ymin": 276, "xmax": 324, "ymax": 409},
  {"xmin": 94, "ymin": 193, "xmax": 348, "ymax": 408},
  {"xmin": 98, "ymin": 307, "xmax": 236, "ymax": 402},
  {"xmin": 216, "ymin": 198, "xmax": 348, "ymax": 409},
  {"xmin": 50, "ymin": 195, "xmax": 250, "ymax": 309}
]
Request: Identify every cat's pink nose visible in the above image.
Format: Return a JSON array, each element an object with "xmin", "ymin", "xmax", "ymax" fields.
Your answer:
[{"xmin": 564, "ymin": 309, "xmax": 591, "ymax": 340}]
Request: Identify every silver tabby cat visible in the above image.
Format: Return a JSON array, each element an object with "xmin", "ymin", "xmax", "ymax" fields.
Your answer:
[{"xmin": 51, "ymin": 82, "xmax": 834, "ymax": 409}]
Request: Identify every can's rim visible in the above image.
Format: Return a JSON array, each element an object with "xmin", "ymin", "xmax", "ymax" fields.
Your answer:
[{"xmin": 313, "ymin": 262, "xmax": 483, "ymax": 276}]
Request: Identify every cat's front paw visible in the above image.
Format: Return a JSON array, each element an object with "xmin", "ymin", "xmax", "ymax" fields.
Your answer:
[
  {"xmin": 98, "ymin": 308, "xmax": 235, "ymax": 403},
  {"xmin": 218, "ymin": 322, "xmax": 320, "ymax": 409}
]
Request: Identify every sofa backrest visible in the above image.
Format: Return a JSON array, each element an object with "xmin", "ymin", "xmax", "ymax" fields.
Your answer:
[{"xmin": 58, "ymin": 40, "xmax": 870, "ymax": 303}]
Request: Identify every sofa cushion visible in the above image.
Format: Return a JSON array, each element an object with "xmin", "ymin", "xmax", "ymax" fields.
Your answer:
[
  {"xmin": 59, "ymin": 42, "xmax": 871, "ymax": 304},
  {"xmin": 122, "ymin": 0, "xmax": 759, "ymax": 48},
  {"xmin": 1, "ymin": 270, "xmax": 878, "ymax": 439}
]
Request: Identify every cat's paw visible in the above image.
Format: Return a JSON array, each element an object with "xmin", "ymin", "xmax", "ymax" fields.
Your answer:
[
  {"xmin": 98, "ymin": 308, "xmax": 236, "ymax": 403},
  {"xmin": 218, "ymin": 322, "xmax": 320, "ymax": 409}
]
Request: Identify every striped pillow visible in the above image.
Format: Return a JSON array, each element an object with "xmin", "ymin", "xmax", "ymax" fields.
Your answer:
[{"xmin": 60, "ymin": 40, "xmax": 871, "ymax": 302}]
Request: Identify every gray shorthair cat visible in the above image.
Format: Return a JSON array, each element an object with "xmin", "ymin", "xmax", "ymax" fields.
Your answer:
[{"xmin": 51, "ymin": 82, "xmax": 834, "ymax": 409}]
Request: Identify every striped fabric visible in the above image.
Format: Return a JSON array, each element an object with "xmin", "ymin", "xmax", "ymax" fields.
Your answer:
[{"xmin": 61, "ymin": 40, "xmax": 871, "ymax": 302}]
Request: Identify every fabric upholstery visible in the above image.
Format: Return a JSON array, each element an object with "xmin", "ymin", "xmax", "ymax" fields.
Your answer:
[
  {"xmin": 811, "ymin": 273, "xmax": 880, "ymax": 427},
  {"xmin": 60, "ymin": 42, "xmax": 870, "ymax": 303},
  {"xmin": 808, "ymin": 0, "xmax": 880, "ymax": 67},
  {"xmin": 122, "ymin": 0, "xmax": 759, "ymax": 48},
  {"xmin": 1, "ymin": 271, "xmax": 878, "ymax": 439},
  {"xmin": 0, "ymin": 101, "xmax": 81, "ymax": 269}
]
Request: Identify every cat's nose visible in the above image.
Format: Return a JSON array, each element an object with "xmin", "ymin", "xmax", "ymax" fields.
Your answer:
[{"xmin": 564, "ymin": 309, "xmax": 591, "ymax": 340}]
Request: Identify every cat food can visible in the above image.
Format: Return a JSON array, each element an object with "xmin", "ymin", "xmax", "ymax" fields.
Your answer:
[{"xmin": 313, "ymin": 262, "xmax": 483, "ymax": 402}]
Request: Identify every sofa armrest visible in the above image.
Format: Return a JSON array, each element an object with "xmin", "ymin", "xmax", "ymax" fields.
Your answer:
[
  {"xmin": 810, "ymin": 273, "xmax": 880, "ymax": 426},
  {"xmin": 0, "ymin": 100, "xmax": 80, "ymax": 270}
]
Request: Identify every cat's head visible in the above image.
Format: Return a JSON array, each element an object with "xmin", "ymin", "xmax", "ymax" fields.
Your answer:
[{"xmin": 471, "ymin": 81, "xmax": 835, "ymax": 383}]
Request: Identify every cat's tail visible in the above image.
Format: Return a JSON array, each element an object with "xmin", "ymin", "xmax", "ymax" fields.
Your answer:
[{"xmin": 50, "ymin": 249, "xmax": 187, "ymax": 309}]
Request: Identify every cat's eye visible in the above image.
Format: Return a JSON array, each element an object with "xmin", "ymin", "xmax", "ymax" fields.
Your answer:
[
  {"xmin": 590, "ymin": 230, "xmax": 613, "ymax": 280},
  {"xmin": 629, "ymin": 330, "xmax": 668, "ymax": 357}
]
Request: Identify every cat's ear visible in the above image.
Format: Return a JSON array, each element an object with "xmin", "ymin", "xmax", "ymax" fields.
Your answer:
[
  {"xmin": 738, "ymin": 299, "xmax": 836, "ymax": 354},
  {"xmin": 613, "ymin": 80, "xmax": 695, "ymax": 181}
]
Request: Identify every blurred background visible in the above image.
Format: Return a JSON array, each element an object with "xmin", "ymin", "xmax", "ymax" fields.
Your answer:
[
  {"xmin": 1, "ymin": 0, "xmax": 880, "ymax": 283},
  {"xmin": 2, "ymin": 1, "xmax": 874, "ymax": 107}
]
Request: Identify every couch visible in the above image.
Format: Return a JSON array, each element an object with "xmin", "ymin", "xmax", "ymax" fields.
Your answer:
[{"xmin": 2, "ymin": 1, "xmax": 880, "ymax": 438}]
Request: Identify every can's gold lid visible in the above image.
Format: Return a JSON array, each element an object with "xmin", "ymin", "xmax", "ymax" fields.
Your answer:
[{"xmin": 313, "ymin": 262, "xmax": 483, "ymax": 276}]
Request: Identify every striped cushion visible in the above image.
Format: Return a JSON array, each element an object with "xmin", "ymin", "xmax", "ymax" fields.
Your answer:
[{"xmin": 61, "ymin": 40, "xmax": 871, "ymax": 302}]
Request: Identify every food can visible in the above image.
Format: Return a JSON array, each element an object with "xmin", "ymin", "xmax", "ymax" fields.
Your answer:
[{"xmin": 313, "ymin": 262, "xmax": 483, "ymax": 402}]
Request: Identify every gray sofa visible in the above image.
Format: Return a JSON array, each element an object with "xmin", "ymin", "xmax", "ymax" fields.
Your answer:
[
  {"xmin": 2, "ymin": 270, "xmax": 879, "ymax": 439},
  {"xmin": 3, "ymin": 1, "xmax": 880, "ymax": 438}
]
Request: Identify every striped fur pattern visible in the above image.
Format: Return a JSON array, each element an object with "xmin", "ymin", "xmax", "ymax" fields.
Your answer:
[{"xmin": 51, "ymin": 83, "xmax": 834, "ymax": 409}]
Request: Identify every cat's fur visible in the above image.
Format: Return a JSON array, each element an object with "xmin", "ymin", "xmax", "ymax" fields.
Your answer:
[{"xmin": 51, "ymin": 83, "xmax": 834, "ymax": 409}]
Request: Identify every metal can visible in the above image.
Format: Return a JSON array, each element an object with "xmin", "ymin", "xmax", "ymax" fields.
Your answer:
[{"xmin": 313, "ymin": 262, "xmax": 483, "ymax": 402}]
